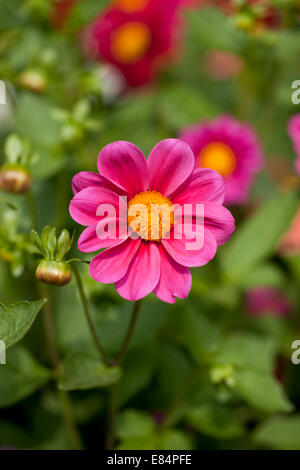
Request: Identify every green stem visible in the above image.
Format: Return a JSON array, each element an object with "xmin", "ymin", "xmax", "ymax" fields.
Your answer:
[
  {"xmin": 115, "ymin": 299, "xmax": 142, "ymax": 366},
  {"xmin": 26, "ymin": 191, "xmax": 38, "ymax": 230},
  {"xmin": 105, "ymin": 300, "xmax": 142, "ymax": 450},
  {"xmin": 38, "ymin": 282, "xmax": 83, "ymax": 450},
  {"xmin": 72, "ymin": 263, "xmax": 110, "ymax": 365}
]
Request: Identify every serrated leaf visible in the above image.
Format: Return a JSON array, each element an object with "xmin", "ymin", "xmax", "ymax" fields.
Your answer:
[
  {"xmin": 221, "ymin": 193, "xmax": 298, "ymax": 281},
  {"xmin": 59, "ymin": 350, "xmax": 121, "ymax": 391},
  {"xmin": 0, "ymin": 346, "xmax": 51, "ymax": 408},
  {"xmin": 0, "ymin": 299, "xmax": 46, "ymax": 349}
]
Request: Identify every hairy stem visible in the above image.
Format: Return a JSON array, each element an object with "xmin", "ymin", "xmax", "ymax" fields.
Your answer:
[{"xmin": 72, "ymin": 263, "xmax": 110, "ymax": 365}]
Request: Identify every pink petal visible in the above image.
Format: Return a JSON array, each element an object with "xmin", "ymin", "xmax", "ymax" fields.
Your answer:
[
  {"xmin": 178, "ymin": 202, "xmax": 235, "ymax": 246},
  {"xmin": 148, "ymin": 139, "xmax": 195, "ymax": 196},
  {"xmin": 154, "ymin": 245, "xmax": 191, "ymax": 304},
  {"xmin": 72, "ymin": 171, "xmax": 127, "ymax": 195},
  {"xmin": 171, "ymin": 168, "xmax": 225, "ymax": 205},
  {"xmin": 97, "ymin": 141, "xmax": 148, "ymax": 198},
  {"xmin": 89, "ymin": 238, "xmax": 141, "ymax": 284},
  {"xmin": 203, "ymin": 203, "xmax": 235, "ymax": 245},
  {"xmin": 115, "ymin": 242, "xmax": 161, "ymax": 301},
  {"xmin": 69, "ymin": 186, "xmax": 121, "ymax": 226},
  {"xmin": 78, "ymin": 222, "xmax": 127, "ymax": 252},
  {"xmin": 162, "ymin": 228, "xmax": 217, "ymax": 267}
]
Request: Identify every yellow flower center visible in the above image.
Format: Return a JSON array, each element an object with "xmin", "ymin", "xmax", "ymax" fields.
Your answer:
[
  {"xmin": 111, "ymin": 22, "xmax": 151, "ymax": 65},
  {"xmin": 116, "ymin": 0, "xmax": 148, "ymax": 12},
  {"xmin": 199, "ymin": 142, "xmax": 236, "ymax": 178},
  {"xmin": 128, "ymin": 190, "xmax": 174, "ymax": 241}
]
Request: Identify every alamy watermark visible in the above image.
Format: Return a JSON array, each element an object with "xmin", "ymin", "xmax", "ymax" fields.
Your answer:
[
  {"xmin": 291, "ymin": 340, "xmax": 300, "ymax": 365},
  {"xmin": 95, "ymin": 198, "xmax": 205, "ymax": 250},
  {"xmin": 0, "ymin": 80, "xmax": 6, "ymax": 104},
  {"xmin": 0, "ymin": 341, "xmax": 6, "ymax": 365},
  {"xmin": 291, "ymin": 80, "xmax": 300, "ymax": 105}
]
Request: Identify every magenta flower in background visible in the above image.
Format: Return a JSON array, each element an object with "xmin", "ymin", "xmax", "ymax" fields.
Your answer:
[
  {"xmin": 245, "ymin": 287, "xmax": 291, "ymax": 317},
  {"xmin": 180, "ymin": 115, "xmax": 263, "ymax": 205},
  {"xmin": 69, "ymin": 139, "xmax": 235, "ymax": 303},
  {"xmin": 287, "ymin": 114, "xmax": 300, "ymax": 176}
]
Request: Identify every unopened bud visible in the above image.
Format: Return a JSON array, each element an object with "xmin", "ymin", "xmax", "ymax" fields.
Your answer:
[
  {"xmin": 0, "ymin": 165, "xmax": 32, "ymax": 194},
  {"xmin": 18, "ymin": 69, "xmax": 47, "ymax": 94},
  {"xmin": 35, "ymin": 260, "xmax": 72, "ymax": 286}
]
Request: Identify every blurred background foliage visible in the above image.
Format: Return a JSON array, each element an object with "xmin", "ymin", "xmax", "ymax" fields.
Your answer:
[{"xmin": 0, "ymin": 0, "xmax": 300, "ymax": 450}]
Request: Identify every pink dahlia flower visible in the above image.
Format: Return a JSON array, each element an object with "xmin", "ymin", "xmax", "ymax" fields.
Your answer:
[
  {"xmin": 287, "ymin": 114, "xmax": 300, "ymax": 176},
  {"xmin": 245, "ymin": 287, "xmax": 291, "ymax": 317},
  {"xmin": 82, "ymin": 0, "xmax": 182, "ymax": 87},
  {"xmin": 179, "ymin": 115, "xmax": 263, "ymax": 205},
  {"xmin": 69, "ymin": 139, "xmax": 235, "ymax": 302}
]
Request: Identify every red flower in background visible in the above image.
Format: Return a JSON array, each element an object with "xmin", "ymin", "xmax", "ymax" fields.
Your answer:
[
  {"xmin": 52, "ymin": 0, "xmax": 184, "ymax": 87},
  {"xmin": 83, "ymin": 0, "xmax": 183, "ymax": 87}
]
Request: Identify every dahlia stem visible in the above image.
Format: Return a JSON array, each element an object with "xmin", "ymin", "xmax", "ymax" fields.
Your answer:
[
  {"xmin": 38, "ymin": 282, "xmax": 83, "ymax": 450},
  {"xmin": 115, "ymin": 299, "xmax": 142, "ymax": 366},
  {"xmin": 105, "ymin": 299, "xmax": 142, "ymax": 449},
  {"xmin": 72, "ymin": 263, "xmax": 110, "ymax": 366},
  {"xmin": 26, "ymin": 191, "xmax": 38, "ymax": 230}
]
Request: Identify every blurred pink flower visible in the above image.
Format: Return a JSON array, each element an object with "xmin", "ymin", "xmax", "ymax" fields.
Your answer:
[
  {"xmin": 82, "ymin": 0, "xmax": 183, "ymax": 87},
  {"xmin": 180, "ymin": 115, "xmax": 263, "ymax": 205},
  {"xmin": 278, "ymin": 207, "xmax": 300, "ymax": 256},
  {"xmin": 287, "ymin": 114, "xmax": 300, "ymax": 176},
  {"xmin": 246, "ymin": 287, "xmax": 291, "ymax": 317},
  {"xmin": 69, "ymin": 139, "xmax": 235, "ymax": 302},
  {"xmin": 203, "ymin": 50, "xmax": 243, "ymax": 81}
]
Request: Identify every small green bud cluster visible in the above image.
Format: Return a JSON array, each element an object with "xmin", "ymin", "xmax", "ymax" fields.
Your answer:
[
  {"xmin": 31, "ymin": 226, "xmax": 74, "ymax": 286},
  {"xmin": 0, "ymin": 134, "xmax": 37, "ymax": 194}
]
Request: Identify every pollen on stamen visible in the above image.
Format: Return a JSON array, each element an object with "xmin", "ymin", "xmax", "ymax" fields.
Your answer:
[{"xmin": 127, "ymin": 190, "xmax": 174, "ymax": 241}]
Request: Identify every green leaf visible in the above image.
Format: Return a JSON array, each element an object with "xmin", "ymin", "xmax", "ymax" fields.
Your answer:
[
  {"xmin": 186, "ymin": 403, "xmax": 244, "ymax": 439},
  {"xmin": 0, "ymin": 346, "xmax": 51, "ymax": 408},
  {"xmin": 0, "ymin": 299, "xmax": 46, "ymax": 349},
  {"xmin": 213, "ymin": 333, "xmax": 276, "ymax": 372},
  {"xmin": 56, "ymin": 229, "xmax": 71, "ymax": 261},
  {"xmin": 117, "ymin": 410, "xmax": 155, "ymax": 441},
  {"xmin": 4, "ymin": 134, "xmax": 23, "ymax": 163},
  {"xmin": 59, "ymin": 350, "xmax": 121, "ymax": 391},
  {"xmin": 159, "ymin": 85, "xmax": 218, "ymax": 130},
  {"xmin": 235, "ymin": 369, "xmax": 293, "ymax": 414},
  {"xmin": 157, "ymin": 429, "xmax": 193, "ymax": 451},
  {"xmin": 236, "ymin": 263, "xmax": 285, "ymax": 289},
  {"xmin": 253, "ymin": 415, "xmax": 300, "ymax": 450},
  {"xmin": 221, "ymin": 193, "xmax": 298, "ymax": 281}
]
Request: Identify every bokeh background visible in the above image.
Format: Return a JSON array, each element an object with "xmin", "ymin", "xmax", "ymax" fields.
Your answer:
[{"xmin": 1, "ymin": 0, "xmax": 300, "ymax": 450}]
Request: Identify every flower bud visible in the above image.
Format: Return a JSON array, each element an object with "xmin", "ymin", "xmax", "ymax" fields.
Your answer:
[
  {"xmin": 35, "ymin": 259, "xmax": 72, "ymax": 286},
  {"xmin": 18, "ymin": 69, "xmax": 48, "ymax": 94},
  {"xmin": 0, "ymin": 165, "xmax": 32, "ymax": 194}
]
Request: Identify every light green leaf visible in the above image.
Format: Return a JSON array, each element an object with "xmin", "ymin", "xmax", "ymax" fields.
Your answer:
[
  {"xmin": 59, "ymin": 350, "xmax": 121, "ymax": 391},
  {"xmin": 0, "ymin": 346, "xmax": 51, "ymax": 408},
  {"xmin": 235, "ymin": 369, "xmax": 293, "ymax": 414},
  {"xmin": 0, "ymin": 299, "xmax": 46, "ymax": 349},
  {"xmin": 221, "ymin": 193, "xmax": 298, "ymax": 281},
  {"xmin": 253, "ymin": 415, "xmax": 300, "ymax": 450}
]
